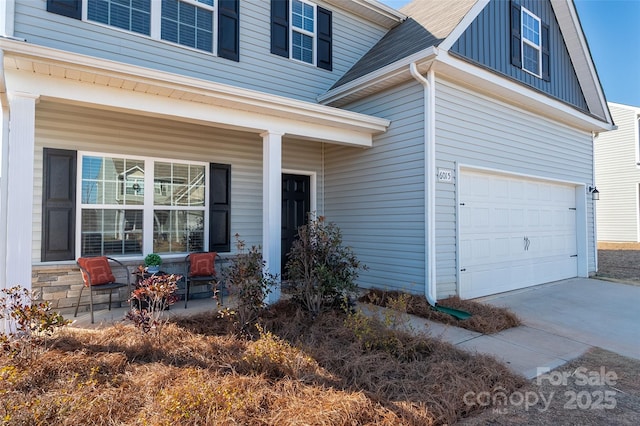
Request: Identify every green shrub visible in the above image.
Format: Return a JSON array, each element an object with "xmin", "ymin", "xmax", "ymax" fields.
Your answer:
[
  {"xmin": 144, "ymin": 253, "xmax": 163, "ymax": 267},
  {"xmin": 285, "ymin": 215, "xmax": 365, "ymax": 316}
]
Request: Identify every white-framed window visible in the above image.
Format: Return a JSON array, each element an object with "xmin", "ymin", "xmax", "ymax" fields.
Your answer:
[
  {"xmin": 521, "ymin": 7, "xmax": 541, "ymax": 77},
  {"xmin": 291, "ymin": 0, "xmax": 316, "ymax": 65},
  {"xmin": 78, "ymin": 152, "xmax": 208, "ymax": 257},
  {"xmin": 161, "ymin": 0, "xmax": 215, "ymax": 52},
  {"xmin": 84, "ymin": 0, "xmax": 217, "ymax": 53}
]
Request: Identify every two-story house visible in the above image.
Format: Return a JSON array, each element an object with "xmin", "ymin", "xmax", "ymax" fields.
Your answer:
[
  {"xmin": 0, "ymin": 0, "xmax": 613, "ymax": 317},
  {"xmin": 595, "ymin": 102, "xmax": 640, "ymax": 244}
]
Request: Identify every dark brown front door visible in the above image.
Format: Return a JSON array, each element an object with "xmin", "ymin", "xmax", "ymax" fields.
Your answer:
[{"xmin": 281, "ymin": 174, "xmax": 311, "ymax": 275}]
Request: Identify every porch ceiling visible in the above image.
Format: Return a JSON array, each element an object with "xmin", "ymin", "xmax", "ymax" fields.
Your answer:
[{"xmin": 0, "ymin": 39, "xmax": 389, "ymax": 147}]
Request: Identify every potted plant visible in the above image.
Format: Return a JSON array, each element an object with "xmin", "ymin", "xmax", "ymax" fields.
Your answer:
[{"xmin": 144, "ymin": 253, "xmax": 162, "ymax": 273}]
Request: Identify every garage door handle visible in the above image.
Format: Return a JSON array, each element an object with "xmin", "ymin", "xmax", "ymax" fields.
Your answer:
[{"xmin": 524, "ymin": 237, "xmax": 530, "ymax": 251}]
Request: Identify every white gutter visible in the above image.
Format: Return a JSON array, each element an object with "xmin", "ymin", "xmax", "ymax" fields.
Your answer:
[
  {"xmin": 323, "ymin": 0, "xmax": 405, "ymax": 28},
  {"xmin": 0, "ymin": 49, "xmax": 10, "ymax": 334},
  {"xmin": 409, "ymin": 62, "xmax": 437, "ymax": 306}
]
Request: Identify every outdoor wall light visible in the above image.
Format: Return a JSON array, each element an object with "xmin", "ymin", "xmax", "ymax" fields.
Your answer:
[{"xmin": 588, "ymin": 186, "xmax": 600, "ymax": 201}]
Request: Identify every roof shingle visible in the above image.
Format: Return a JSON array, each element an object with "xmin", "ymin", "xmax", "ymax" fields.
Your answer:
[{"xmin": 332, "ymin": 0, "xmax": 478, "ymax": 89}]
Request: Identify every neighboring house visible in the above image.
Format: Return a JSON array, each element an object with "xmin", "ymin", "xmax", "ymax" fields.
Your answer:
[
  {"xmin": 0, "ymin": 0, "xmax": 612, "ymax": 318},
  {"xmin": 594, "ymin": 102, "xmax": 640, "ymax": 243}
]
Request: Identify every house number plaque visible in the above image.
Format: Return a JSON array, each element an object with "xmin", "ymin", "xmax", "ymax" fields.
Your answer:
[{"xmin": 437, "ymin": 168, "xmax": 453, "ymax": 183}]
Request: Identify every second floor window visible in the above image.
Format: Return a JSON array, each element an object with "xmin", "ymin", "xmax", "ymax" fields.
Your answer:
[
  {"xmin": 521, "ymin": 8, "xmax": 541, "ymax": 77},
  {"xmin": 291, "ymin": 0, "xmax": 315, "ymax": 64},
  {"xmin": 87, "ymin": 0, "xmax": 151, "ymax": 36},
  {"xmin": 86, "ymin": 0, "xmax": 217, "ymax": 53},
  {"xmin": 270, "ymin": 0, "xmax": 332, "ymax": 71},
  {"xmin": 510, "ymin": 1, "xmax": 550, "ymax": 82},
  {"xmin": 161, "ymin": 0, "xmax": 215, "ymax": 52}
]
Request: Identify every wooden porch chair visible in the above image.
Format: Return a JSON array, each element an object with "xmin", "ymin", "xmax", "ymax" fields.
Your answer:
[{"xmin": 75, "ymin": 256, "xmax": 131, "ymax": 324}]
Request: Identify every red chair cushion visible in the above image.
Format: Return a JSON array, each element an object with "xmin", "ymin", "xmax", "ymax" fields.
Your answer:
[
  {"xmin": 189, "ymin": 252, "xmax": 216, "ymax": 277},
  {"xmin": 78, "ymin": 257, "xmax": 116, "ymax": 286}
]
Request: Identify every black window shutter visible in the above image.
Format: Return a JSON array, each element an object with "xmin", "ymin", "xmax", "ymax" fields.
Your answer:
[
  {"xmin": 47, "ymin": 0, "xmax": 82, "ymax": 20},
  {"xmin": 209, "ymin": 163, "xmax": 231, "ymax": 252},
  {"xmin": 42, "ymin": 148, "xmax": 76, "ymax": 262},
  {"xmin": 218, "ymin": 0, "xmax": 240, "ymax": 62},
  {"xmin": 271, "ymin": 0, "xmax": 289, "ymax": 57},
  {"xmin": 541, "ymin": 23, "xmax": 550, "ymax": 81},
  {"xmin": 510, "ymin": 1, "xmax": 522, "ymax": 68},
  {"xmin": 317, "ymin": 7, "xmax": 332, "ymax": 71}
]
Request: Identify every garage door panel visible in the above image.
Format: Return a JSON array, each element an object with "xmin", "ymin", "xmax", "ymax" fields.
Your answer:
[
  {"xmin": 460, "ymin": 170, "xmax": 578, "ymax": 298},
  {"xmin": 527, "ymin": 209, "xmax": 540, "ymax": 227},
  {"xmin": 474, "ymin": 207, "xmax": 490, "ymax": 228},
  {"xmin": 494, "ymin": 179, "xmax": 509, "ymax": 198},
  {"xmin": 494, "ymin": 237, "xmax": 509, "ymax": 257},
  {"xmin": 510, "ymin": 181, "xmax": 525, "ymax": 199},
  {"xmin": 461, "ymin": 256, "xmax": 577, "ymax": 299},
  {"xmin": 525, "ymin": 182, "xmax": 539, "ymax": 200},
  {"xmin": 495, "ymin": 208, "xmax": 509, "ymax": 227},
  {"xmin": 511, "ymin": 208, "xmax": 525, "ymax": 228}
]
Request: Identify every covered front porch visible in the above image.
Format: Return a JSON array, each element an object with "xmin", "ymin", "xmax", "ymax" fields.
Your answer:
[{"xmin": 0, "ymin": 39, "xmax": 389, "ymax": 323}]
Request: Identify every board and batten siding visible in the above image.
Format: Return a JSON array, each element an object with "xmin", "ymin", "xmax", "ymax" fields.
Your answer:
[
  {"xmin": 450, "ymin": 0, "xmax": 588, "ymax": 111},
  {"xmin": 32, "ymin": 101, "xmax": 324, "ymax": 263},
  {"xmin": 435, "ymin": 77, "xmax": 597, "ymax": 295},
  {"xmin": 14, "ymin": 0, "xmax": 387, "ymax": 104},
  {"xmin": 324, "ymin": 80, "xmax": 427, "ymax": 295},
  {"xmin": 594, "ymin": 103, "xmax": 640, "ymax": 242}
]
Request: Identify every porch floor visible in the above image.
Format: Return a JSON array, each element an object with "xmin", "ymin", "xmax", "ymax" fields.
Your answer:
[{"xmin": 69, "ymin": 296, "xmax": 234, "ymax": 330}]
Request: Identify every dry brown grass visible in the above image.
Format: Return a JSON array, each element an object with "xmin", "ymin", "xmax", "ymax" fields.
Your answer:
[
  {"xmin": 1, "ymin": 300, "xmax": 525, "ymax": 425},
  {"xmin": 359, "ymin": 289, "xmax": 521, "ymax": 334},
  {"xmin": 597, "ymin": 241, "xmax": 640, "ymax": 250}
]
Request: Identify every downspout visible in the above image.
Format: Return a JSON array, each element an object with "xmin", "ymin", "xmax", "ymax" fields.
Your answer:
[
  {"xmin": 592, "ymin": 130, "xmax": 598, "ymax": 273},
  {"xmin": 0, "ymin": 49, "xmax": 10, "ymax": 334},
  {"xmin": 409, "ymin": 62, "xmax": 437, "ymax": 307}
]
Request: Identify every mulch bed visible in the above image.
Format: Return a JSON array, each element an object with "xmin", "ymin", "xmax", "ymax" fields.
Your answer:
[
  {"xmin": 1, "ymin": 302, "xmax": 527, "ymax": 425},
  {"xmin": 358, "ymin": 289, "xmax": 521, "ymax": 334}
]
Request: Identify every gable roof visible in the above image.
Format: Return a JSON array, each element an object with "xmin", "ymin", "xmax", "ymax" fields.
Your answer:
[
  {"xmin": 549, "ymin": 0, "xmax": 612, "ymax": 125},
  {"xmin": 323, "ymin": 0, "xmax": 612, "ymax": 130},
  {"xmin": 332, "ymin": 0, "xmax": 477, "ymax": 89}
]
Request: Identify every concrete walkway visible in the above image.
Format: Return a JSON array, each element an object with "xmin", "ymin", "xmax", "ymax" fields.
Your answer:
[{"xmin": 408, "ymin": 278, "xmax": 640, "ymax": 379}]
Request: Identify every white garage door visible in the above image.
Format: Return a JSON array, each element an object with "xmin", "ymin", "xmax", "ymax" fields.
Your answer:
[{"xmin": 459, "ymin": 170, "xmax": 578, "ymax": 298}]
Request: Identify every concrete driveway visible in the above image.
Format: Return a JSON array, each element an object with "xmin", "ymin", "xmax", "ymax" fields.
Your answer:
[{"xmin": 478, "ymin": 278, "xmax": 640, "ymax": 361}]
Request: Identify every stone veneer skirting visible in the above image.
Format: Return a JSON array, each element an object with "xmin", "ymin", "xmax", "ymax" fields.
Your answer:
[{"xmin": 31, "ymin": 260, "xmax": 215, "ymax": 316}]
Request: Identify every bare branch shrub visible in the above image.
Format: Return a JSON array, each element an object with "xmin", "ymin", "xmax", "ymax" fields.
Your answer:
[
  {"xmin": 221, "ymin": 235, "xmax": 276, "ymax": 335},
  {"xmin": 0, "ymin": 286, "xmax": 70, "ymax": 360}
]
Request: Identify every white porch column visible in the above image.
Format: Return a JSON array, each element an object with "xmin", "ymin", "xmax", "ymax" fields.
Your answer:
[
  {"xmin": 3, "ymin": 92, "xmax": 38, "ymax": 293},
  {"xmin": 261, "ymin": 130, "xmax": 283, "ymax": 304}
]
